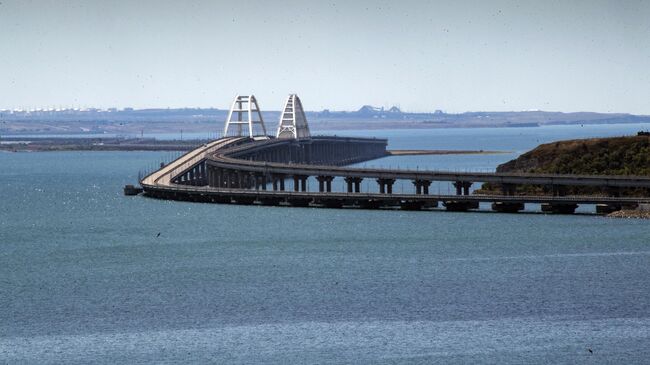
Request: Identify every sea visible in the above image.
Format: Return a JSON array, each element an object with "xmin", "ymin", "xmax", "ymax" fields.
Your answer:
[{"xmin": 1, "ymin": 123, "xmax": 649, "ymax": 364}]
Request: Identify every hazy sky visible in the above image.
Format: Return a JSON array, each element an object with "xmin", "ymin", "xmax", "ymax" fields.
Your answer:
[{"xmin": 1, "ymin": 0, "xmax": 649, "ymax": 113}]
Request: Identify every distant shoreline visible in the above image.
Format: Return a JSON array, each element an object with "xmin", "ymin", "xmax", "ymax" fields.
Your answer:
[
  {"xmin": 0, "ymin": 137, "xmax": 208, "ymax": 152},
  {"xmin": 2, "ymin": 108, "xmax": 650, "ymax": 136},
  {"xmin": 0, "ymin": 138, "xmax": 509, "ymax": 155},
  {"xmin": 388, "ymin": 149, "xmax": 508, "ymax": 156}
]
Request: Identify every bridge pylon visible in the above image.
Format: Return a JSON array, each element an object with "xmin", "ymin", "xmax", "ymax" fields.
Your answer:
[
  {"xmin": 223, "ymin": 94, "xmax": 268, "ymax": 138},
  {"xmin": 276, "ymin": 94, "xmax": 310, "ymax": 139}
]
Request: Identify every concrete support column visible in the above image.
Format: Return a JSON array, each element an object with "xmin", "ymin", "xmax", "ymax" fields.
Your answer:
[
  {"xmin": 344, "ymin": 177, "xmax": 363, "ymax": 193},
  {"xmin": 271, "ymin": 174, "xmax": 285, "ymax": 191},
  {"xmin": 253, "ymin": 174, "xmax": 260, "ymax": 190},
  {"xmin": 293, "ymin": 175, "xmax": 300, "ymax": 192},
  {"xmin": 412, "ymin": 180, "xmax": 432, "ymax": 195},
  {"xmin": 463, "ymin": 182, "xmax": 472, "ymax": 195},
  {"xmin": 316, "ymin": 176, "xmax": 334, "ymax": 193},
  {"xmin": 236, "ymin": 171, "xmax": 243, "ymax": 189},
  {"xmin": 294, "ymin": 175, "xmax": 308, "ymax": 192},
  {"xmin": 453, "ymin": 181, "xmax": 473, "ymax": 195},
  {"xmin": 225, "ymin": 170, "xmax": 232, "ymax": 188},
  {"xmin": 541, "ymin": 203, "xmax": 578, "ymax": 214},
  {"xmin": 453, "ymin": 181, "xmax": 462, "ymax": 195},
  {"xmin": 377, "ymin": 178, "xmax": 395, "ymax": 194},
  {"xmin": 215, "ymin": 168, "xmax": 222, "ymax": 188}
]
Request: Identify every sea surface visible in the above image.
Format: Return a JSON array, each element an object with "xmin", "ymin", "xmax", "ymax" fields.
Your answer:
[{"xmin": 1, "ymin": 124, "xmax": 650, "ymax": 364}]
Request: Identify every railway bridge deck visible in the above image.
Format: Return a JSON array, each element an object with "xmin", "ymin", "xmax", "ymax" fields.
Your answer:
[
  {"xmin": 137, "ymin": 94, "xmax": 650, "ymax": 215},
  {"xmin": 140, "ymin": 136, "xmax": 650, "ymax": 215}
]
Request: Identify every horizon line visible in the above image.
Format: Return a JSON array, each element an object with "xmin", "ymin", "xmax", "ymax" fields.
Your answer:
[{"xmin": 0, "ymin": 106, "xmax": 644, "ymax": 116}]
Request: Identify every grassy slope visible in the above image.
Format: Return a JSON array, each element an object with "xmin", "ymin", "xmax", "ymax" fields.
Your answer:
[{"xmin": 479, "ymin": 135, "xmax": 650, "ymax": 196}]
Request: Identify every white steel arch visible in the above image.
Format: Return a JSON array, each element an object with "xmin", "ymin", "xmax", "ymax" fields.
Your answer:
[
  {"xmin": 276, "ymin": 94, "xmax": 311, "ymax": 139},
  {"xmin": 223, "ymin": 94, "xmax": 268, "ymax": 138}
]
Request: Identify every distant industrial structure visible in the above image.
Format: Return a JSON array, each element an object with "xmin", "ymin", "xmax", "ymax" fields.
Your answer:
[{"xmin": 137, "ymin": 94, "xmax": 650, "ymax": 215}]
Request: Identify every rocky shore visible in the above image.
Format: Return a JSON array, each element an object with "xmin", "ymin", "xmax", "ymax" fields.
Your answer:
[{"xmin": 607, "ymin": 205, "xmax": 650, "ymax": 219}]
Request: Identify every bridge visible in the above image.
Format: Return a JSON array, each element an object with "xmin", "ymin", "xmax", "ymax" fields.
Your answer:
[{"xmin": 139, "ymin": 94, "xmax": 650, "ymax": 214}]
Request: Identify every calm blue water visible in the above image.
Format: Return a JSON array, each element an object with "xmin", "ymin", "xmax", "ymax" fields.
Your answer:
[{"xmin": 1, "ymin": 125, "xmax": 650, "ymax": 364}]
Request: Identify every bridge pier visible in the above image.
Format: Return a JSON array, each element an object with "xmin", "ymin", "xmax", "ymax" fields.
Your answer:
[
  {"xmin": 596, "ymin": 202, "xmax": 638, "ymax": 214},
  {"xmin": 541, "ymin": 203, "xmax": 578, "ymax": 214},
  {"xmin": 316, "ymin": 176, "xmax": 334, "ymax": 192},
  {"xmin": 443, "ymin": 200, "xmax": 479, "ymax": 211},
  {"xmin": 344, "ymin": 177, "xmax": 363, "ymax": 193},
  {"xmin": 377, "ymin": 178, "xmax": 395, "ymax": 194},
  {"xmin": 272, "ymin": 174, "xmax": 286, "ymax": 191},
  {"xmin": 293, "ymin": 175, "xmax": 308, "ymax": 192},
  {"xmin": 412, "ymin": 180, "xmax": 432, "ymax": 195},
  {"xmin": 286, "ymin": 197, "xmax": 311, "ymax": 207},
  {"xmin": 453, "ymin": 181, "xmax": 473, "ymax": 195},
  {"xmin": 236, "ymin": 171, "xmax": 244, "ymax": 189},
  {"xmin": 246, "ymin": 172, "xmax": 255, "ymax": 189},
  {"xmin": 400, "ymin": 200, "xmax": 425, "ymax": 210},
  {"xmin": 224, "ymin": 170, "xmax": 232, "ymax": 188},
  {"xmin": 596, "ymin": 204, "xmax": 620, "ymax": 214},
  {"xmin": 253, "ymin": 173, "xmax": 267, "ymax": 190},
  {"xmin": 492, "ymin": 202, "xmax": 525, "ymax": 213}
]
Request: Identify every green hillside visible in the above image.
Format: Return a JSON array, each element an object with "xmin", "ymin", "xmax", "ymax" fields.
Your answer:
[{"xmin": 478, "ymin": 134, "xmax": 650, "ymax": 196}]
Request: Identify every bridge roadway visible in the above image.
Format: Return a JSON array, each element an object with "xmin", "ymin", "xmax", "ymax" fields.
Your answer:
[
  {"xmin": 140, "ymin": 137, "xmax": 650, "ymax": 214},
  {"xmin": 141, "ymin": 137, "xmax": 245, "ymax": 187},
  {"xmin": 210, "ymin": 150, "xmax": 650, "ymax": 189}
]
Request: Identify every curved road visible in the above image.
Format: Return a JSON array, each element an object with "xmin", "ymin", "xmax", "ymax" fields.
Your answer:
[{"xmin": 141, "ymin": 137, "xmax": 245, "ymax": 187}]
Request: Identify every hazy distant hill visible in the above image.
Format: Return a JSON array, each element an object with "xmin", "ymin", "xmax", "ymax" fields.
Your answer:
[{"xmin": 2, "ymin": 106, "xmax": 650, "ymax": 135}]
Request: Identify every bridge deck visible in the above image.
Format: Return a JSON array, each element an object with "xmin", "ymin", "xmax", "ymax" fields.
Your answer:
[
  {"xmin": 139, "ymin": 137, "xmax": 650, "ymax": 213},
  {"xmin": 141, "ymin": 137, "xmax": 245, "ymax": 187},
  {"xmin": 209, "ymin": 155, "xmax": 650, "ymax": 188},
  {"xmin": 143, "ymin": 183, "xmax": 650, "ymax": 205}
]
